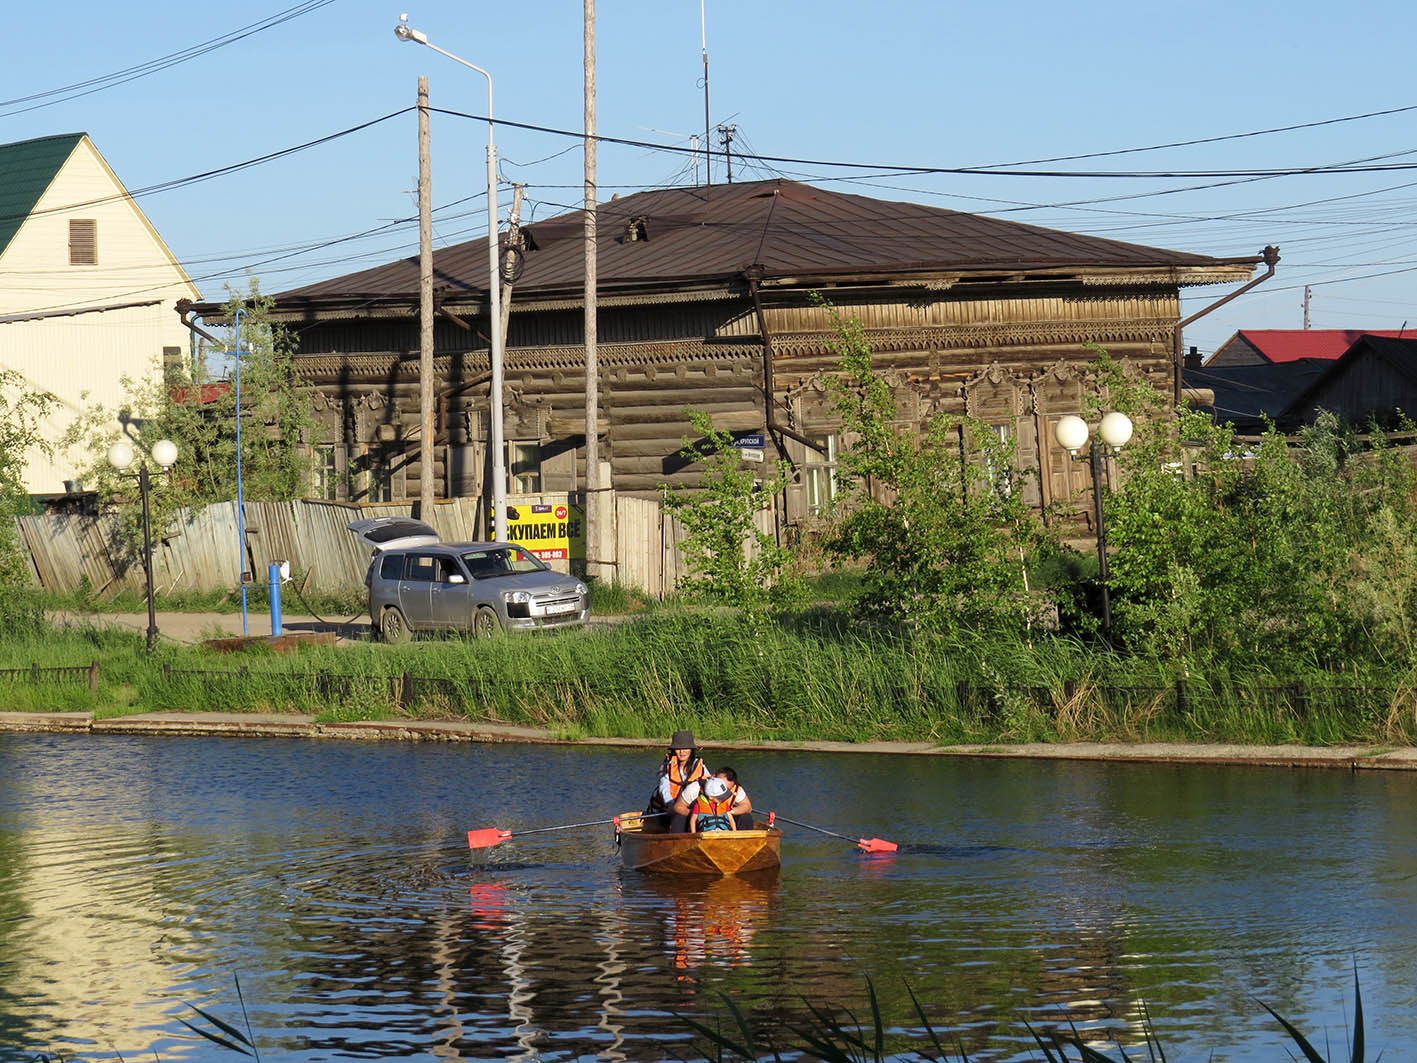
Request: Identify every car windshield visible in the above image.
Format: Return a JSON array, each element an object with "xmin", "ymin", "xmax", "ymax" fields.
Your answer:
[{"xmin": 460, "ymin": 546, "xmax": 548, "ymax": 579}]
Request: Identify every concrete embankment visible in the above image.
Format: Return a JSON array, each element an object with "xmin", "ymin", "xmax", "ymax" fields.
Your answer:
[{"xmin": 4, "ymin": 711, "xmax": 1417, "ymax": 771}]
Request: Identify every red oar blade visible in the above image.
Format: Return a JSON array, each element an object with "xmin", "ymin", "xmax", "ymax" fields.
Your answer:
[
  {"xmin": 467, "ymin": 828, "xmax": 512, "ymax": 850},
  {"xmin": 857, "ymin": 837, "xmax": 898, "ymax": 853}
]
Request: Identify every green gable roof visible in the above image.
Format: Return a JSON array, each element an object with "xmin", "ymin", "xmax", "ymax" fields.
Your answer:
[{"xmin": 0, "ymin": 133, "xmax": 84, "ymax": 258}]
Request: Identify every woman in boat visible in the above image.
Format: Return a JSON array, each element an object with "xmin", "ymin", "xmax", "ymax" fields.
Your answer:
[
  {"xmin": 645, "ymin": 729, "xmax": 708, "ymax": 832},
  {"xmin": 714, "ymin": 766, "xmax": 755, "ymax": 830},
  {"xmin": 689, "ymin": 776, "xmax": 738, "ymax": 832}
]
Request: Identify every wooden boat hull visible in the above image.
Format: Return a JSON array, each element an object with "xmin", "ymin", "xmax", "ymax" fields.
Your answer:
[{"xmin": 617, "ymin": 812, "xmax": 781, "ymax": 875}]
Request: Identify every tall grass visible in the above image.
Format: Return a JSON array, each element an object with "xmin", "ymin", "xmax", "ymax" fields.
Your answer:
[{"xmin": 6, "ymin": 611, "xmax": 1416, "ymax": 746}]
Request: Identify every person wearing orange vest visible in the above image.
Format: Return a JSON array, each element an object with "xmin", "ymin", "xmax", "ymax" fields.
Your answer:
[
  {"xmin": 690, "ymin": 776, "xmax": 738, "ymax": 832},
  {"xmin": 713, "ymin": 766, "xmax": 755, "ymax": 830},
  {"xmin": 645, "ymin": 729, "xmax": 708, "ymax": 832}
]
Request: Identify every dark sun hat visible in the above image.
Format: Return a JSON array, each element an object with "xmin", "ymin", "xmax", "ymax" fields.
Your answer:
[{"xmin": 670, "ymin": 729, "xmax": 696, "ymax": 749}]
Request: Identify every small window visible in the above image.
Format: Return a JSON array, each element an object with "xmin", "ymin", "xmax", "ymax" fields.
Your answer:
[
  {"xmin": 367, "ymin": 445, "xmax": 399, "ymax": 502},
  {"xmin": 510, "ymin": 442, "xmax": 541, "ymax": 494},
  {"xmin": 403, "ymin": 554, "xmax": 438, "ymax": 582},
  {"xmin": 68, "ymin": 219, "xmax": 97, "ymax": 265},
  {"xmin": 311, "ymin": 444, "xmax": 338, "ymax": 500},
  {"xmin": 803, "ymin": 434, "xmax": 838, "ymax": 514},
  {"xmin": 984, "ymin": 423, "xmax": 1013, "ymax": 498},
  {"xmin": 379, "ymin": 554, "xmax": 403, "ymax": 580}
]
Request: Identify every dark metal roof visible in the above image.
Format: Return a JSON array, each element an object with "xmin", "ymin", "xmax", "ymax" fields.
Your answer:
[
  {"xmin": 0, "ymin": 133, "xmax": 84, "ymax": 259},
  {"xmin": 259, "ymin": 179, "xmax": 1251, "ymax": 310},
  {"xmin": 1183, "ymin": 359, "xmax": 1336, "ymax": 431}
]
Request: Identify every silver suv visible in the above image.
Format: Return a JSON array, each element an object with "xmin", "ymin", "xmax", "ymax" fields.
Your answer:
[{"xmin": 348, "ymin": 518, "xmax": 590, "ymax": 642}]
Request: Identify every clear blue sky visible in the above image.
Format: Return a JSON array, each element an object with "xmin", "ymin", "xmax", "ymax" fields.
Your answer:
[{"xmin": 6, "ymin": 0, "xmax": 1417, "ymax": 356}]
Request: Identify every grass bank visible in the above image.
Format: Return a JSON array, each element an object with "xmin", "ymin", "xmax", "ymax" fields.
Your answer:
[{"xmin": 4, "ymin": 611, "xmax": 1415, "ymax": 746}]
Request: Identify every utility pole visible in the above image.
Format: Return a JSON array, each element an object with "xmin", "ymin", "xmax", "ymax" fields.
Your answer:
[
  {"xmin": 417, "ymin": 75, "xmax": 435, "ymax": 516},
  {"xmin": 585, "ymin": 0, "xmax": 606, "ymax": 582},
  {"xmin": 701, "ymin": 0, "xmax": 711, "ymax": 186},
  {"xmin": 718, "ymin": 123, "xmax": 736, "ymax": 183},
  {"xmin": 1303, "ymin": 285, "xmax": 1311, "ymax": 329},
  {"xmin": 499, "ymin": 183, "xmax": 524, "ymax": 345}
]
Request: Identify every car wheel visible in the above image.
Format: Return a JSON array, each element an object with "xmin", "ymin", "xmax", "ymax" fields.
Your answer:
[
  {"xmin": 473, "ymin": 606, "xmax": 501, "ymax": 638},
  {"xmin": 380, "ymin": 607, "xmax": 412, "ymax": 644}
]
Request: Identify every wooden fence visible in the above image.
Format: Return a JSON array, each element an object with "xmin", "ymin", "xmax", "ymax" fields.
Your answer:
[{"xmin": 14, "ymin": 492, "xmax": 769, "ymax": 601}]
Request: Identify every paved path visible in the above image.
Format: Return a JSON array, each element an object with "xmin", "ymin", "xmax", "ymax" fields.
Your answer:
[
  {"xmin": 3, "ymin": 709, "xmax": 1416, "ymax": 771},
  {"xmin": 49, "ymin": 608, "xmax": 371, "ymax": 644}
]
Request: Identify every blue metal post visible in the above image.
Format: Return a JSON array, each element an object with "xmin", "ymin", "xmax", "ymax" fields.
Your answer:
[
  {"xmin": 234, "ymin": 307, "xmax": 248, "ymax": 636},
  {"xmin": 268, "ymin": 561, "xmax": 283, "ymax": 637}
]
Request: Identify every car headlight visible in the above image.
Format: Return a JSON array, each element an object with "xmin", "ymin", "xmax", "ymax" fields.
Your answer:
[
  {"xmin": 574, "ymin": 582, "xmax": 588, "ymax": 596},
  {"xmin": 504, "ymin": 590, "xmax": 533, "ymax": 604}
]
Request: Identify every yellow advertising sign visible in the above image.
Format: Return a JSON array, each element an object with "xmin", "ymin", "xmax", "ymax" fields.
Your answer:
[{"xmin": 503, "ymin": 502, "xmax": 585, "ymax": 562}]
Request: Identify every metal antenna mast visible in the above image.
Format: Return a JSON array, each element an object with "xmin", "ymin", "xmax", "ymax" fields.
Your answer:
[{"xmin": 701, "ymin": 0, "xmax": 711, "ymax": 185}]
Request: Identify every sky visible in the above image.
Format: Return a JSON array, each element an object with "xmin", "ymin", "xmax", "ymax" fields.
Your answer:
[{"xmin": 6, "ymin": 0, "xmax": 1417, "ymax": 358}]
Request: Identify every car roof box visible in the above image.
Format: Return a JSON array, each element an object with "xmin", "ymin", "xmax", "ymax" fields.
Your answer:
[{"xmin": 346, "ymin": 516, "xmax": 440, "ymax": 551}]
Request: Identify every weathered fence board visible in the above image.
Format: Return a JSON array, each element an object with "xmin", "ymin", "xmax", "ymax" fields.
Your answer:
[{"xmin": 17, "ymin": 492, "xmax": 700, "ymax": 599}]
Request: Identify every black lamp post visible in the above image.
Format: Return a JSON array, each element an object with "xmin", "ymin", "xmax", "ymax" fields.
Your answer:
[
  {"xmin": 1055, "ymin": 412, "xmax": 1132, "ymax": 635},
  {"xmin": 108, "ymin": 438, "xmax": 179, "ymax": 652}
]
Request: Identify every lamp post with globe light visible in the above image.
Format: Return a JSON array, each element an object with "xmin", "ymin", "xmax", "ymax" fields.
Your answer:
[
  {"xmin": 1054, "ymin": 411, "xmax": 1132, "ymax": 636},
  {"xmin": 107, "ymin": 437, "xmax": 179, "ymax": 652},
  {"xmin": 393, "ymin": 14, "xmax": 508, "ymax": 542}
]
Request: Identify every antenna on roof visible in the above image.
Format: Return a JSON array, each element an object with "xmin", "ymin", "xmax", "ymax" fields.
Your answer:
[{"xmin": 700, "ymin": 0, "xmax": 711, "ymax": 187}]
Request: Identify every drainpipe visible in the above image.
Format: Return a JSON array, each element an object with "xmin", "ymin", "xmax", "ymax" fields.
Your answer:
[
  {"xmin": 174, "ymin": 298, "xmax": 223, "ymax": 345},
  {"xmin": 1171, "ymin": 245, "xmax": 1279, "ymax": 405},
  {"xmin": 744, "ymin": 268, "xmax": 815, "ymax": 451}
]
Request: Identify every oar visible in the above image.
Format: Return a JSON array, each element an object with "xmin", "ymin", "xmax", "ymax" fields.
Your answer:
[
  {"xmin": 767, "ymin": 813, "xmax": 898, "ymax": 853},
  {"xmin": 467, "ymin": 812, "xmax": 667, "ymax": 850}
]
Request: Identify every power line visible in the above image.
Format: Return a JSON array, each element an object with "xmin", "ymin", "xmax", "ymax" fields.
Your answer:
[{"xmin": 0, "ymin": 1, "xmax": 341, "ymax": 118}]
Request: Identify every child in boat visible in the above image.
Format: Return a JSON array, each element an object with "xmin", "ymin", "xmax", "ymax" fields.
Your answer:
[
  {"xmin": 714, "ymin": 766, "xmax": 755, "ymax": 830},
  {"xmin": 690, "ymin": 776, "xmax": 738, "ymax": 833}
]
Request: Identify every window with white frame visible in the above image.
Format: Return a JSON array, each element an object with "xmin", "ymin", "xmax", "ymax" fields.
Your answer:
[
  {"xmin": 311, "ymin": 444, "xmax": 338, "ymax": 500},
  {"xmin": 803, "ymin": 433, "xmax": 838, "ymax": 514},
  {"xmin": 510, "ymin": 442, "xmax": 541, "ymax": 494},
  {"xmin": 984, "ymin": 422, "xmax": 1014, "ymax": 497}
]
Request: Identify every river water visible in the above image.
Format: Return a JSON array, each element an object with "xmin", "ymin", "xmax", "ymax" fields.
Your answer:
[{"xmin": 0, "ymin": 733, "xmax": 1413, "ymax": 1061}]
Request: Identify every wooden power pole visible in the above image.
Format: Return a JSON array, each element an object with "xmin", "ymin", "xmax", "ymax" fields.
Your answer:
[
  {"xmin": 584, "ymin": 0, "xmax": 605, "ymax": 581},
  {"xmin": 418, "ymin": 75, "xmax": 435, "ymax": 515}
]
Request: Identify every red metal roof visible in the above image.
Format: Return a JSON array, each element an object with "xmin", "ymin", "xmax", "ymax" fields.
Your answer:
[
  {"xmin": 256, "ymin": 179, "xmax": 1251, "ymax": 309},
  {"xmin": 1235, "ymin": 329, "xmax": 1412, "ymax": 363}
]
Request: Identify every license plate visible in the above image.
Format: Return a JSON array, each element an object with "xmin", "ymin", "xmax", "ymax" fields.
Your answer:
[{"xmin": 544, "ymin": 601, "xmax": 578, "ymax": 615}]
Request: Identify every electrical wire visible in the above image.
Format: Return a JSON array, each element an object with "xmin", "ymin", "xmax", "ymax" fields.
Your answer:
[{"xmin": 0, "ymin": 1, "xmax": 341, "ymax": 118}]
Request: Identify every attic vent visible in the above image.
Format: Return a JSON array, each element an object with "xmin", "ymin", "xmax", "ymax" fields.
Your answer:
[
  {"xmin": 68, "ymin": 219, "xmax": 97, "ymax": 265},
  {"xmin": 624, "ymin": 216, "xmax": 648, "ymax": 242}
]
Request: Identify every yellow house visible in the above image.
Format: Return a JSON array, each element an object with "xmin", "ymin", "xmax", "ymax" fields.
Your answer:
[{"xmin": 0, "ymin": 133, "xmax": 200, "ymax": 495}]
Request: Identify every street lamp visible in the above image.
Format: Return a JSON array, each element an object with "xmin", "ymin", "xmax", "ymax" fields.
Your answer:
[
  {"xmin": 395, "ymin": 14, "xmax": 508, "ymax": 542},
  {"xmin": 1055, "ymin": 411, "xmax": 1132, "ymax": 635},
  {"xmin": 108, "ymin": 437, "xmax": 179, "ymax": 652}
]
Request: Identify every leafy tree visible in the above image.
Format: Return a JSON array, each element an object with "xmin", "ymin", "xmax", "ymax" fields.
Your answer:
[
  {"xmin": 0, "ymin": 372, "xmax": 56, "ymax": 573},
  {"xmin": 69, "ymin": 281, "xmax": 317, "ymax": 555},
  {"xmin": 1096, "ymin": 336, "xmax": 1417, "ymax": 668},
  {"xmin": 818, "ymin": 302, "xmax": 1051, "ymax": 634},
  {"xmin": 661, "ymin": 410, "xmax": 803, "ymax": 618}
]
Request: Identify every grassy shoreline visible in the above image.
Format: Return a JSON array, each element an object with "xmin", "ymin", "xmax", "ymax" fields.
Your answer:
[{"xmin": 3, "ymin": 610, "xmax": 1415, "ymax": 747}]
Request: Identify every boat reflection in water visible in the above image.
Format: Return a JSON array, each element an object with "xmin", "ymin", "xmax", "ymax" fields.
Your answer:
[{"xmin": 627, "ymin": 871, "xmax": 780, "ymax": 986}]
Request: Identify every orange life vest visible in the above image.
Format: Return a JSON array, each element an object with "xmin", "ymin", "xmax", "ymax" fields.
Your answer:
[
  {"xmin": 665, "ymin": 755, "xmax": 707, "ymax": 798},
  {"xmin": 650, "ymin": 754, "xmax": 707, "ymax": 811},
  {"xmin": 693, "ymin": 792, "xmax": 734, "ymax": 831}
]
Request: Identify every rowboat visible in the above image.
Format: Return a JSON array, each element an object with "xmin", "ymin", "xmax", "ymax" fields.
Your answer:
[{"xmin": 615, "ymin": 812, "xmax": 782, "ymax": 875}]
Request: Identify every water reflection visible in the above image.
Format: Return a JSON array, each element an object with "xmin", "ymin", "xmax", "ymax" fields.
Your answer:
[
  {"xmin": 628, "ymin": 871, "xmax": 779, "ymax": 984},
  {"xmin": 2, "ymin": 735, "xmax": 1416, "ymax": 1062}
]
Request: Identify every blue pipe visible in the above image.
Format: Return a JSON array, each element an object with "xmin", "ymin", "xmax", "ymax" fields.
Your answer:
[{"xmin": 268, "ymin": 562, "xmax": 283, "ymax": 637}]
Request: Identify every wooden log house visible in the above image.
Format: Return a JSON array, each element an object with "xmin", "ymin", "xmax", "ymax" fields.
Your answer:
[{"xmin": 182, "ymin": 179, "xmax": 1262, "ymax": 528}]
